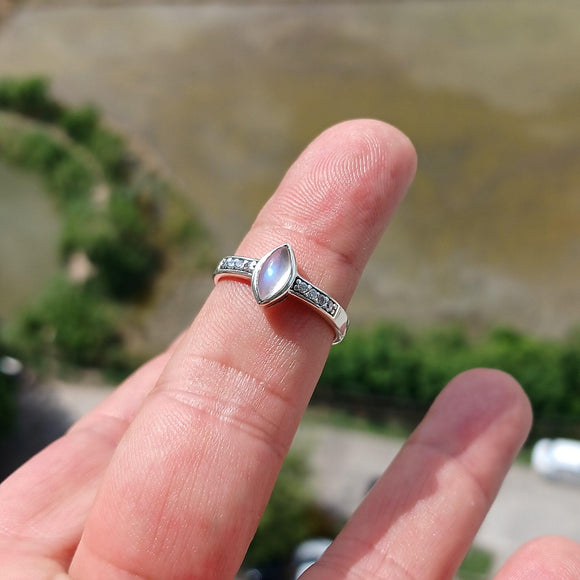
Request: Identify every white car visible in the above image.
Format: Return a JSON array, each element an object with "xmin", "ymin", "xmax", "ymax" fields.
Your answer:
[
  {"xmin": 292, "ymin": 538, "xmax": 332, "ymax": 579},
  {"xmin": 532, "ymin": 438, "xmax": 580, "ymax": 483},
  {"xmin": 0, "ymin": 356, "xmax": 23, "ymax": 377}
]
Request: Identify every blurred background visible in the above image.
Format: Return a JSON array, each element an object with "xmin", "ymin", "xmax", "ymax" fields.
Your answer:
[{"xmin": 1, "ymin": 1, "xmax": 580, "ymax": 578}]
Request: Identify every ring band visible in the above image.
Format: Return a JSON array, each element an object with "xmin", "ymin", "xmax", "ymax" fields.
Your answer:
[{"xmin": 213, "ymin": 244, "xmax": 349, "ymax": 344}]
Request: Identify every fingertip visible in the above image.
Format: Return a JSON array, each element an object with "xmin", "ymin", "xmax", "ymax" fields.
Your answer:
[
  {"xmin": 311, "ymin": 118, "xmax": 417, "ymax": 201},
  {"xmin": 437, "ymin": 368, "xmax": 533, "ymax": 445},
  {"xmin": 247, "ymin": 118, "xmax": 417, "ymax": 301},
  {"xmin": 318, "ymin": 119, "xmax": 417, "ymax": 257},
  {"xmin": 410, "ymin": 368, "xmax": 533, "ymax": 502},
  {"xmin": 359, "ymin": 118, "xmax": 418, "ymax": 192},
  {"xmin": 496, "ymin": 536, "xmax": 580, "ymax": 580}
]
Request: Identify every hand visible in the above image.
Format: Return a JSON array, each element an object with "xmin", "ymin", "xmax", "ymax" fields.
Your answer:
[{"xmin": 1, "ymin": 120, "xmax": 579, "ymax": 580}]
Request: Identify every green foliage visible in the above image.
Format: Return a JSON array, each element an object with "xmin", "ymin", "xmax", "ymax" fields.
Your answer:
[
  {"xmin": 474, "ymin": 327, "xmax": 567, "ymax": 417},
  {"xmin": 0, "ymin": 76, "xmax": 207, "ymax": 374},
  {"xmin": 60, "ymin": 199, "xmax": 110, "ymax": 255},
  {"xmin": 322, "ymin": 323, "xmax": 422, "ymax": 400},
  {"xmin": 0, "ymin": 77, "xmax": 61, "ymax": 122},
  {"xmin": 10, "ymin": 130, "xmax": 66, "ymax": 172},
  {"xmin": 458, "ymin": 546, "xmax": 493, "ymax": 580},
  {"xmin": 0, "ymin": 128, "xmax": 94, "ymax": 205},
  {"xmin": 319, "ymin": 322, "xmax": 580, "ymax": 440},
  {"xmin": 412, "ymin": 325, "xmax": 473, "ymax": 404},
  {"xmin": 0, "ymin": 363, "xmax": 18, "ymax": 438},
  {"xmin": 244, "ymin": 452, "xmax": 335, "ymax": 569},
  {"xmin": 87, "ymin": 127, "xmax": 129, "ymax": 181},
  {"xmin": 46, "ymin": 156, "xmax": 94, "ymax": 204},
  {"xmin": 5, "ymin": 277, "xmax": 120, "ymax": 367},
  {"xmin": 61, "ymin": 191, "xmax": 161, "ymax": 300},
  {"xmin": 60, "ymin": 105, "xmax": 100, "ymax": 143},
  {"xmin": 0, "ymin": 77, "xmax": 130, "ymax": 180}
]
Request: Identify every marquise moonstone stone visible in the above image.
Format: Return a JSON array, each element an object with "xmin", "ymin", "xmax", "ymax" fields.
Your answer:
[{"xmin": 254, "ymin": 245, "xmax": 294, "ymax": 304}]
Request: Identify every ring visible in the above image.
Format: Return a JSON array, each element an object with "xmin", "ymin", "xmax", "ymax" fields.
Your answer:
[{"xmin": 213, "ymin": 244, "xmax": 349, "ymax": 344}]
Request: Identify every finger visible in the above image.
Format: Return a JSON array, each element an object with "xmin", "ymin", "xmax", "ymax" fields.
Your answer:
[
  {"xmin": 70, "ymin": 119, "xmax": 417, "ymax": 580},
  {"xmin": 494, "ymin": 536, "xmax": 580, "ymax": 580},
  {"xmin": 306, "ymin": 369, "xmax": 532, "ymax": 580},
  {"xmin": 0, "ymin": 334, "xmax": 183, "ymax": 567}
]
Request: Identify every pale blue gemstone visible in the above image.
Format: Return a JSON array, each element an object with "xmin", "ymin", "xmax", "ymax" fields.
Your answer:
[{"xmin": 255, "ymin": 245, "xmax": 293, "ymax": 303}]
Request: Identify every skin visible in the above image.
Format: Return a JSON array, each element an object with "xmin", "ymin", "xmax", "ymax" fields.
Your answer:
[{"xmin": 1, "ymin": 119, "xmax": 579, "ymax": 580}]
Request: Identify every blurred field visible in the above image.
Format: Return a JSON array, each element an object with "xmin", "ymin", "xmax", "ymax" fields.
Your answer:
[
  {"xmin": 1, "ymin": 1, "xmax": 580, "ymax": 351},
  {"xmin": 0, "ymin": 158, "xmax": 60, "ymax": 317}
]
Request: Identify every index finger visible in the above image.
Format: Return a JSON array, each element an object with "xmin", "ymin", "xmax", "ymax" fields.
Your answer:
[{"xmin": 70, "ymin": 119, "xmax": 417, "ymax": 580}]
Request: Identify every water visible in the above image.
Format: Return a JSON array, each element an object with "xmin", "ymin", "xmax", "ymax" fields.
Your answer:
[
  {"xmin": 0, "ymin": 2, "xmax": 580, "ymax": 349},
  {"xmin": 0, "ymin": 160, "xmax": 61, "ymax": 318}
]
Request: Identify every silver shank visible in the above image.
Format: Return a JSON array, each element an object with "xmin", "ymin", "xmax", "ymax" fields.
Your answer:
[{"xmin": 213, "ymin": 255, "xmax": 349, "ymax": 344}]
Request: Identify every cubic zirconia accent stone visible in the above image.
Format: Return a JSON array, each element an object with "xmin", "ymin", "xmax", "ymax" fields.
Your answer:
[{"xmin": 295, "ymin": 279, "xmax": 307, "ymax": 294}]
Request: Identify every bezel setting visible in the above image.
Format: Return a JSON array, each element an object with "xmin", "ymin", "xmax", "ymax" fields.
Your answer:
[{"xmin": 251, "ymin": 244, "xmax": 297, "ymax": 306}]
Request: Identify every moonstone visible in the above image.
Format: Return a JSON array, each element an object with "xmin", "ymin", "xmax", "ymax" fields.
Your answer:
[{"xmin": 253, "ymin": 245, "xmax": 294, "ymax": 304}]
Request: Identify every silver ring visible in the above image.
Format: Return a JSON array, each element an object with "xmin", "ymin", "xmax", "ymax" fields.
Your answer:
[{"xmin": 213, "ymin": 244, "xmax": 349, "ymax": 344}]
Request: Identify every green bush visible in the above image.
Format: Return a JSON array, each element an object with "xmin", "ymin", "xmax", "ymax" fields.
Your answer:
[
  {"xmin": 91, "ymin": 194, "xmax": 161, "ymax": 299},
  {"xmin": 474, "ymin": 327, "xmax": 567, "ymax": 417},
  {"xmin": 0, "ymin": 77, "xmax": 129, "ymax": 181},
  {"xmin": 244, "ymin": 452, "xmax": 337, "ymax": 569},
  {"xmin": 4, "ymin": 277, "xmax": 120, "ymax": 367},
  {"xmin": 60, "ymin": 105, "xmax": 100, "ymax": 143},
  {"xmin": 458, "ymin": 546, "xmax": 493, "ymax": 580},
  {"xmin": 0, "ymin": 128, "xmax": 94, "ymax": 205},
  {"xmin": 322, "ymin": 323, "xmax": 423, "ymax": 401},
  {"xmin": 87, "ymin": 127, "xmax": 129, "ymax": 181},
  {"xmin": 0, "ymin": 77, "xmax": 61, "ymax": 121},
  {"xmin": 61, "ymin": 191, "xmax": 161, "ymax": 300},
  {"xmin": 318, "ymin": 322, "xmax": 580, "ymax": 440},
  {"xmin": 12, "ymin": 131, "xmax": 66, "ymax": 172},
  {"xmin": 0, "ymin": 365, "xmax": 18, "ymax": 438},
  {"xmin": 46, "ymin": 157, "xmax": 94, "ymax": 204},
  {"xmin": 60, "ymin": 199, "xmax": 111, "ymax": 255},
  {"xmin": 0, "ymin": 125, "xmax": 95, "ymax": 201},
  {"xmin": 0, "ymin": 75, "xmax": 207, "ymax": 375},
  {"xmin": 413, "ymin": 325, "xmax": 473, "ymax": 404}
]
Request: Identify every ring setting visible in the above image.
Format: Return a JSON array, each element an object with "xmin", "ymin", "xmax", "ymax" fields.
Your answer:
[{"xmin": 213, "ymin": 244, "xmax": 349, "ymax": 344}]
